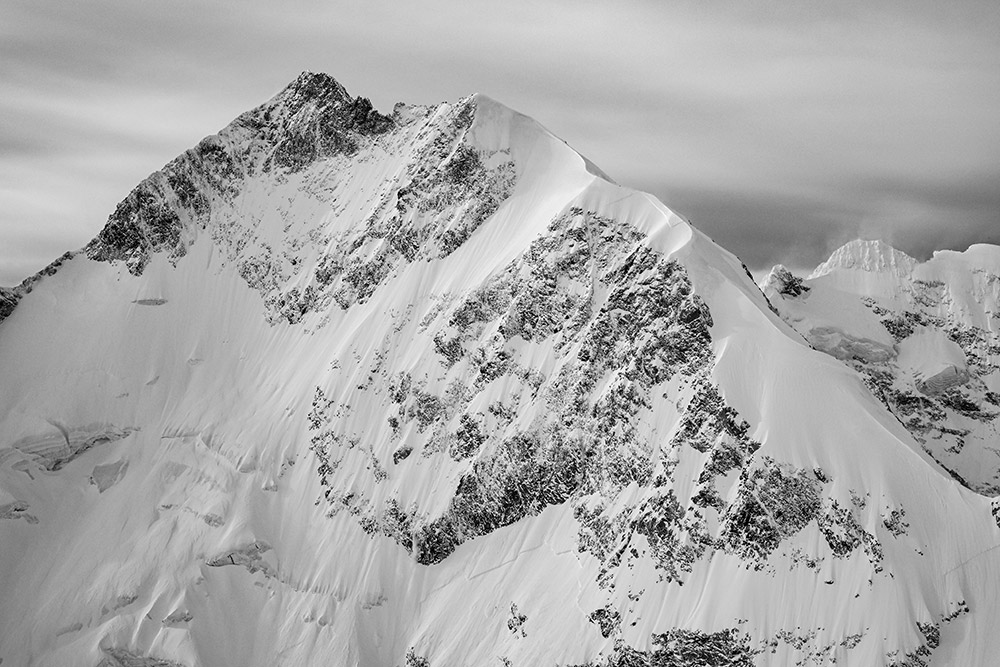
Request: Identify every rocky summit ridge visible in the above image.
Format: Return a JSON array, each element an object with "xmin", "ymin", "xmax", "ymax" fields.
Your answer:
[{"xmin": 2, "ymin": 73, "xmax": 1000, "ymax": 667}]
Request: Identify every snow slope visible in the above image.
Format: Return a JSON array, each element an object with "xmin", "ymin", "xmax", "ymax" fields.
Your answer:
[{"xmin": 2, "ymin": 73, "xmax": 1000, "ymax": 667}]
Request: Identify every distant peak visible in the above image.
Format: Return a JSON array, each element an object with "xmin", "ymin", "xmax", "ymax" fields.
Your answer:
[{"xmin": 809, "ymin": 239, "xmax": 916, "ymax": 279}]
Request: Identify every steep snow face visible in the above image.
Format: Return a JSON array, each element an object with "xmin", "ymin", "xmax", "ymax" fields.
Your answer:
[
  {"xmin": 765, "ymin": 240, "xmax": 1000, "ymax": 495},
  {"xmin": 2, "ymin": 73, "xmax": 1000, "ymax": 667}
]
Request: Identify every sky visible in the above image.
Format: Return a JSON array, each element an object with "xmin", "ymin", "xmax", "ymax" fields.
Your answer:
[{"xmin": 2, "ymin": 0, "xmax": 999, "ymax": 285}]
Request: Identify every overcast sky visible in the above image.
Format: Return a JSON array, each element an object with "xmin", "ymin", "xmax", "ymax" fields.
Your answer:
[{"xmin": 2, "ymin": 0, "xmax": 998, "ymax": 285}]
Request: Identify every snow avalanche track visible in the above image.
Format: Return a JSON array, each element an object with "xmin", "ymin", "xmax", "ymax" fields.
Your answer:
[{"xmin": 1, "ymin": 72, "xmax": 999, "ymax": 666}]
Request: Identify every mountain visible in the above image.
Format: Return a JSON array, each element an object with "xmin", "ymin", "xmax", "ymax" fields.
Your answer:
[
  {"xmin": 763, "ymin": 239, "xmax": 1000, "ymax": 495},
  {"xmin": 2, "ymin": 72, "xmax": 999, "ymax": 667}
]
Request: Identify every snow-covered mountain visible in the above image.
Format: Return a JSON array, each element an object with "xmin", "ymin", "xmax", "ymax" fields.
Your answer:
[
  {"xmin": 763, "ymin": 239, "xmax": 1000, "ymax": 496},
  {"xmin": 2, "ymin": 72, "xmax": 999, "ymax": 667}
]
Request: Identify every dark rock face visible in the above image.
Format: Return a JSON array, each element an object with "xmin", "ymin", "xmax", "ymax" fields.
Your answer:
[
  {"xmin": 0, "ymin": 251, "xmax": 78, "ymax": 325},
  {"xmin": 97, "ymin": 647, "xmax": 186, "ymax": 667},
  {"xmin": 768, "ymin": 265, "xmax": 810, "ymax": 298},
  {"xmin": 0, "ymin": 287, "xmax": 18, "ymax": 324},
  {"xmin": 720, "ymin": 459, "xmax": 823, "ymax": 561},
  {"xmin": 588, "ymin": 608, "xmax": 621, "ymax": 639},
  {"xmin": 570, "ymin": 627, "xmax": 758, "ymax": 667},
  {"xmin": 85, "ymin": 71, "xmax": 396, "ymax": 277},
  {"xmin": 270, "ymin": 91, "xmax": 393, "ymax": 171},
  {"xmin": 87, "ymin": 181, "xmax": 184, "ymax": 274},
  {"xmin": 404, "ymin": 649, "xmax": 431, "ymax": 667}
]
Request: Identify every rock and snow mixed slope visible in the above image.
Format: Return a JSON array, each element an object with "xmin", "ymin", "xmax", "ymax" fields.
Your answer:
[
  {"xmin": 763, "ymin": 239, "xmax": 1000, "ymax": 495},
  {"xmin": 2, "ymin": 73, "xmax": 1000, "ymax": 667}
]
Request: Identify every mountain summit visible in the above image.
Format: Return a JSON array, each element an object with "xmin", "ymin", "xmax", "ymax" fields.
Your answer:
[
  {"xmin": 809, "ymin": 238, "xmax": 918, "ymax": 279},
  {"xmin": 2, "ymin": 73, "xmax": 1000, "ymax": 666}
]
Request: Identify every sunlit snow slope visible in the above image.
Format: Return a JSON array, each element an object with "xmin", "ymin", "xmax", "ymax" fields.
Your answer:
[{"xmin": 2, "ymin": 73, "xmax": 1000, "ymax": 667}]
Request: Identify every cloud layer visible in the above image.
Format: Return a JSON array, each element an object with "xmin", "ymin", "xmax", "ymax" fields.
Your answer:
[{"xmin": 2, "ymin": 0, "xmax": 998, "ymax": 284}]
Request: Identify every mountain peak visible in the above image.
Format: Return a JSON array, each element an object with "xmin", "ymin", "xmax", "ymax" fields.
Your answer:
[
  {"xmin": 272, "ymin": 70, "xmax": 352, "ymax": 108},
  {"xmin": 251, "ymin": 71, "xmax": 390, "ymax": 135},
  {"xmin": 5, "ymin": 75, "xmax": 1000, "ymax": 667},
  {"xmin": 82, "ymin": 71, "xmax": 398, "ymax": 275},
  {"xmin": 809, "ymin": 238, "xmax": 916, "ymax": 279}
]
